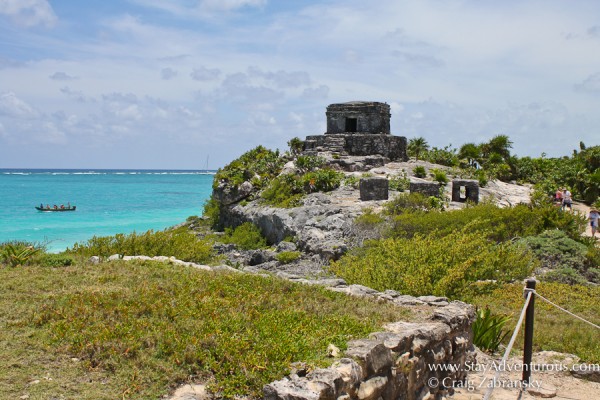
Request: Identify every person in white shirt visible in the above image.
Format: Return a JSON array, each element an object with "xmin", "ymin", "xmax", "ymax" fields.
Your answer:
[
  {"xmin": 561, "ymin": 188, "xmax": 572, "ymax": 211},
  {"xmin": 590, "ymin": 208, "xmax": 599, "ymax": 238}
]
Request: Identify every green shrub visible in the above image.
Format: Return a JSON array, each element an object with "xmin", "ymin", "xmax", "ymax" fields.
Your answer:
[
  {"xmin": 287, "ymin": 137, "xmax": 304, "ymax": 155},
  {"xmin": 472, "ymin": 307, "xmax": 512, "ymax": 353},
  {"xmin": 385, "ymin": 192, "xmax": 442, "ymax": 215},
  {"xmin": 295, "ymin": 155, "xmax": 326, "ymax": 173},
  {"xmin": 276, "ymin": 251, "xmax": 301, "ymax": 264},
  {"xmin": 213, "ymin": 146, "xmax": 284, "ymax": 190},
  {"xmin": 222, "ymin": 222, "xmax": 268, "ymax": 250},
  {"xmin": 68, "ymin": 229, "xmax": 214, "ymax": 264},
  {"xmin": 413, "ymin": 166, "xmax": 427, "ymax": 178},
  {"xmin": 302, "ymin": 169, "xmax": 344, "ymax": 192},
  {"xmin": 343, "ymin": 175, "xmax": 359, "ymax": 188},
  {"xmin": 389, "ymin": 171, "xmax": 409, "ymax": 191},
  {"xmin": 330, "ymin": 227, "xmax": 536, "ymax": 298},
  {"xmin": 261, "ymin": 174, "xmax": 304, "ymax": 208},
  {"xmin": 518, "ymin": 230, "xmax": 588, "ymax": 272},
  {"xmin": 430, "ymin": 168, "xmax": 448, "ymax": 184},
  {"xmin": 542, "ymin": 267, "xmax": 589, "ymax": 285},
  {"xmin": 203, "ymin": 197, "xmax": 222, "ymax": 228},
  {"xmin": 39, "ymin": 253, "xmax": 74, "ymax": 267},
  {"xmin": 388, "ymin": 203, "xmax": 585, "ymax": 243}
]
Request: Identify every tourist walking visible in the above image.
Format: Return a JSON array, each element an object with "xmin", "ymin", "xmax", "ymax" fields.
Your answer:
[
  {"xmin": 590, "ymin": 208, "xmax": 599, "ymax": 238},
  {"xmin": 554, "ymin": 188, "xmax": 563, "ymax": 205},
  {"xmin": 561, "ymin": 188, "xmax": 572, "ymax": 211}
]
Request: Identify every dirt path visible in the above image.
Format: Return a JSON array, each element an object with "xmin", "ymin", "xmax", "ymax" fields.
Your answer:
[
  {"xmin": 572, "ymin": 201, "xmax": 597, "ymax": 239},
  {"xmin": 451, "ymin": 350, "xmax": 600, "ymax": 400}
]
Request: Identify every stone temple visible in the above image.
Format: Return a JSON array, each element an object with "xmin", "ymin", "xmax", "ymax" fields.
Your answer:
[{"xmin": 303, "ymin": 101, "xmax": 407, "ymax": 161}]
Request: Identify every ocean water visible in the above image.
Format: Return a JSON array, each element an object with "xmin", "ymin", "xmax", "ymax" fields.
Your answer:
[{"xmin": 0, "ymin": 169, "xmax": 215, "ymax": 252}]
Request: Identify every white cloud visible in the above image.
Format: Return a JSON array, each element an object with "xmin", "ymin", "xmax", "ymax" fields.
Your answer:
[
  {"xmin": 0, "ymin": 92, "xmax": 38, "ymax": 118},
  {"xmin": 0, "ymin": 0, "xmax": 57, "ymax": 28}
]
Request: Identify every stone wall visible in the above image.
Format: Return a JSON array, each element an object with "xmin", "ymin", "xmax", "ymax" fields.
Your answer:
[
  {"xmin": 409, "ymin": 182, "xmax": 443, "ymax": 198},
  {"xmin": 326, "ymin": 102, "xmax": 391, "ymax": 135},
  {"xmin": 304, "ymin": 134, "xmax": 407, "ymax": 161},
  {"xmin": 264, "ymin": 300, "xmax": 475, "ymax": 400}
]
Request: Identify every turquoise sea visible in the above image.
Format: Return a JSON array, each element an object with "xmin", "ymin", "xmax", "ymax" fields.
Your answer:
[{"xmin": 0, "ymin": 169, "xmax": 214, "ymax": 252}]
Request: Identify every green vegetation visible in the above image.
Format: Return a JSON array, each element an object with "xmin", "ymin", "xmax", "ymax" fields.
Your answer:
[
  {"xmin": 213, "ymin": 146, "xmax": 284, "ymax": 190},
  {"xmin": 412, "ymin": 136, "xmax": 599, "ymax": 204},
  {"xmin": 407, "ymin": 137, "xmax": 429, "ymax": 161},
  {"xmin": 67, "ymin": 228, "xmax": 214, "ymax": 264},
  {"xmin": 261, "ymin": 167, "xmax": 345, "ymax": 208},
  {"xmin": 0, "ymin": 242, "xmax": 42, "ymax": 267},
  {"xmin": 0, "ymin": 259, "xmax": 412, "ymax": 399},
  {"xmin": 276, "ymin": 251, "xmax": 301, "ymax": 264},
  {"xmin": 412, "ymin": 165, "xmax": 426, "ymax": 178},
  {"xmin": 472, "ymin": 307, "xmax": 511, "ymax": 354},
  {"xmin": 388, "ymin": 171, "xmax": 409, "ymax": 191},
  {"xmin": 221, "ymin": 222, "xmax": 268, "ymax": 250},
  {"xmin": 330, "ymin": 227, "xmax": 536, "ymax": 298}
]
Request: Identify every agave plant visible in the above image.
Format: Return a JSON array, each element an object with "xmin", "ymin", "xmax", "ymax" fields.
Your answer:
[
  {"xmin": 472, "ymin": 307, "xmax": 512, "ymax": 353},
  {"xmin": 1, "ymin": 244, "xmax": 41, "ymax": 267}
]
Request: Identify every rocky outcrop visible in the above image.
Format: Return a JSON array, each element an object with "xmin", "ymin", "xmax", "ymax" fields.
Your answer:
[{"xmin": 219, "ymin": 188, "xmax": 384, "ymax": 261}]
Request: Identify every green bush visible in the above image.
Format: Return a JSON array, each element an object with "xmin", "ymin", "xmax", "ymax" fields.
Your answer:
[
  {"xmin": 472, "ymin": 307, "xmax": 512, "ymax": 354},
  {"xmin": 261, "ymin": 169, "xmax": 344, "ymax": 208},
  {"xmin": 330, "ymin": 227, "xmax": 536, "ymax": 298},
  {"xmin": 518, "ymin": 230, "xmax": 588, "ymax": 273},
  {"xmin": 413, "ymin": 166, "xmax": 426, "ymax": 178},
  {"xmin": 276, "ymin": 251, "xmax": 301, "ymax": 264},
  {"xmin": 295, "ymin": 155, "xmax": 326, "ymax": 173},
  {"xmin": 542, "ymin": 267, "xmax": 589, "ymax": 285},
  {"xmin": 389, "ymin": 171, "xmax": 409, "ymax": 191},
  {"xmin": 39, "ymin": 253, "xmax": 74, "ymax": 267},
  {"xmin": 203, "ymin": 197, "xmax": 222, "ymax": 228},
  {"xmin": 222, "ymin": 222, "xmax": 268, "ymax": 250},
  {"xmin": 261, "ymin": 174, "xmax": 304, "ymax": 208},
  {"xmin": 430, "ymin": 168, "xmax": 448, "ymax": 184},
  {"xmin": 213, "ymin": 146, "xmax": 284, "ymax": 190},
  {"xmin": 388, "ymin": 203, "xmax": 586, "ymax": 243},
  {"xmin": 68, "ymin": 229, "xmax": 214, "ymax": 264},
  {"xmin": 343, "ymin": 175, "xmax": 360, "ymax": 188},
  {"xmin": 385, "ymin": 192, "xmax": 443, "ymax": 215}
]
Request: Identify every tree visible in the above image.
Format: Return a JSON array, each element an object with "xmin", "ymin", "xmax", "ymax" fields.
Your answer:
[
  {"xmin": 408, "ymin": 137, "xmax": 430, "ymax": 161},
  {"xmin": 458, "ymin": 143, "xmax": 481, "ymax": 167},
  {"xmin": 482, "ymin": 134, "xmax": 513, "ymax": 161}
]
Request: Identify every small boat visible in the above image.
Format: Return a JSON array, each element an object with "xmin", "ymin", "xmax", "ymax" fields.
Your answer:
[{"xmin": 36, "ymin": 205, "xmax": 76, "ymax": 212}]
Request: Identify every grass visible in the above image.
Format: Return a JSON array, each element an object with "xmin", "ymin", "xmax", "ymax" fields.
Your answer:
[
  {"xmin": 1, "ymin": 260, "xmax": 413, "ymax": 399},
  {"xmin": 465, "ymin": 281, "xmax": 600, "ymax": 363}
]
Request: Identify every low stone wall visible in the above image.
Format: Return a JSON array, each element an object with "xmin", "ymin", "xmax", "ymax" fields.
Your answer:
[
  {"xmin": 409, "ymin": 182, "xmax": 443, "ymax": 198},
  {"xmin": 264, "ymin": 297, "xmax": 475, "ymax": 400},
  {"xmin": 303, "ymin": 134, "xmax": 407, "ymax": 161}
]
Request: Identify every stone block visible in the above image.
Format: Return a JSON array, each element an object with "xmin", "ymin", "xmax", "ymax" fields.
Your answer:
[
  {"xmin": 359, "ymin": 177, "xmax": 389, "ymax": 201},
  {"xmin": 345, "ymin": 339, "xmax": 394, "ymax": 376},
  {"xmin": 409, "ymin": 181, "xmax": 442, "ymax": 198},
  {"xmin": 451, "ymin": 179, "xmax": 479, "ymax": 203}
]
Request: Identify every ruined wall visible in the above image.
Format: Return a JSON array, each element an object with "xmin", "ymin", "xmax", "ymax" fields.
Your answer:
[
  {"xmin": 304, "ymin": 134, "xmax": 407, "ymax": 161},
  {"xmin": 326, "ymin": 102, "xmax": 391, "ymax": 135},
  {"xmin": 264, "ymin": 299, "xmax": 475, "ymax": 400}
]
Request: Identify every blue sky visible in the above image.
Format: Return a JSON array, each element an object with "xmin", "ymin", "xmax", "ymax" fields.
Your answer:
[{"xmin": 1, "ymin": 0, "xmax": 600, "ymax": 169}]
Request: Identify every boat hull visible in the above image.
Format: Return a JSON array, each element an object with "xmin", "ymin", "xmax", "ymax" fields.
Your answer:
[{"xmin": 36, "ymin": 206, "xmax": 76, "ymax": 212}]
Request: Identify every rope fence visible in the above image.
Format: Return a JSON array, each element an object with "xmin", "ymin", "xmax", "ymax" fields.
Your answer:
[{"xmin": 481, "ymin": 280, "xmax": 600, "ymax": 400}]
